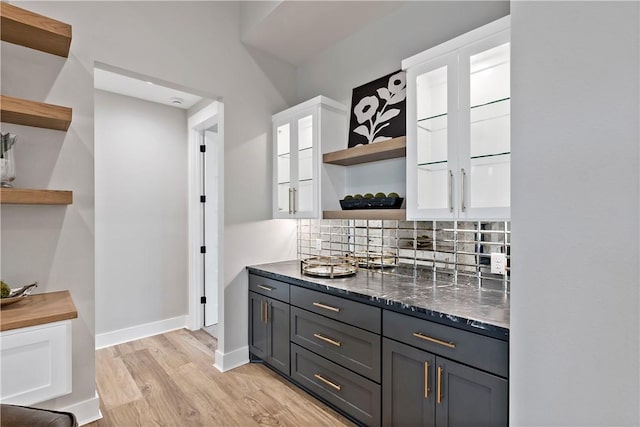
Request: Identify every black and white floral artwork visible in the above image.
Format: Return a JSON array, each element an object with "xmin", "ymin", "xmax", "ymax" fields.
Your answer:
[{"xmin": 348, "ymin": 70, "xmax": 406, "ymax": 148}]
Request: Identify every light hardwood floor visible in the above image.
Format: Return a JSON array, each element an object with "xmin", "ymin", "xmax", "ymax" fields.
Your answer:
[{"xmin": 87, "ymin": 329, "xmax": 356, "ymax": 426}]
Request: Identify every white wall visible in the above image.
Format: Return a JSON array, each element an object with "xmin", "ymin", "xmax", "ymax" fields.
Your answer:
[
  {"xmin": 94, "ymin": 89, "xmax": 188, "ymax": 335},
  {"xmin": 296, "ymin": 1, "xmax": 510, "ymax": 106},
  {"xmin": 511, "ymin": 2, "xmax": 639, "ymax": 425},
  {"xmin": 3, "ymin": 0, "xmax": 298, "ymax": 416}
]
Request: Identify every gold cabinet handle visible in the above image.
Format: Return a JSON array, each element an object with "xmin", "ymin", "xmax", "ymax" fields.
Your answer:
[
  {"xmin": 413, "ymin": 332, "xmax": 456, "ymax": 349},
  {"xmin": 313, "ymin": 333, "xmax": 342, "ymax": 347},
  {"xmin": 314, "ymin": 373, "xmax": 342, "ymax": 391},
  {"xmin": 257, "ymin": 285, "xmax": 273, "ymax": 291},
  {"xmin": 424, "ymin": 361, "xmax": 430, "ymax": 398},
  {"xmin": 313, "ymin": 302, "xmax": 341, "ymax": 313},
  {"xmin": 437, "ymin": 366, "xmax": 443, "ymax": 404}
]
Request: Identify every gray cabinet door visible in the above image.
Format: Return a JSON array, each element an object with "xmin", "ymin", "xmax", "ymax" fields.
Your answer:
[
  {"xmin": 249, "ymin": 291, "xmax": 290, "ymax": 376},
  {"xmin": 435, "ymin": 358, "xmax": 508, "ymax": 427},
  {"xmin": 383, "ymin": 338, "xmax": 435, "ymax": 427},
  {"xmin": 267, "ymin": 298, "xmax": 290, "ymax": 376},
  {"xmin": 249, "ymin": 291, "xmax": 268, "ymax": 360}
]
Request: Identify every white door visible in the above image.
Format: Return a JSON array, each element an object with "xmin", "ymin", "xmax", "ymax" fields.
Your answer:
[{"xmin": 202, "ymin": 129, "xmax": 218, "ymax": 327}]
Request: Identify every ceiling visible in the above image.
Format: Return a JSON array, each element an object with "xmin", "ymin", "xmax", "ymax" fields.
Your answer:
[
  {"xmin": 94, "ymin": 68, "xmax": 203, "ymax": 110},
  {"xmin": 242, "ymin": 1, "xmax": 404, "ymax": 66}
]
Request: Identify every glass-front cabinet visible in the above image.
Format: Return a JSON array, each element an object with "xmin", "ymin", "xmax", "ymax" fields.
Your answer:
[
  {"xmin": 405, "ymin": 16, "xmax": 510, "ymax": 220},
  {"xmin": 273, "ymin": 96, "xmax": 346, "ymax": 219}
]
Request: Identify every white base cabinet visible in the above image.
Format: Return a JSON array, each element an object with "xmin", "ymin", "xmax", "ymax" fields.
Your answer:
[{"xmin": 0, "ymin": 320, "xmax": 72, "ymax": 405}]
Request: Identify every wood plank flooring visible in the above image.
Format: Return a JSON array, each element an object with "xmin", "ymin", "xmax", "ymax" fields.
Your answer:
[{"xmin": 87, "ymin": 329, "xmax": 356, "ymax": 426}]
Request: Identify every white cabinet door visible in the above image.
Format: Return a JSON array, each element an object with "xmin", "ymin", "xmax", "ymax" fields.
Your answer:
[
  {"xmin": 406, "ymin": 53, "xmax": 459, "ymax": 219},
  {"xmin": 458, "ymin": 31, "xmax": 511, "ymax": 219},
  {"xmin": 0, "ymin": 320, "xmax": 72, "ymax": 405},
  {"xmin": 273, "ymin": 96, "xmax": 346, "ymax": 219},
  {"xmin": 405, "ymin": 16, "xmax": 510, "ymax": 221}
]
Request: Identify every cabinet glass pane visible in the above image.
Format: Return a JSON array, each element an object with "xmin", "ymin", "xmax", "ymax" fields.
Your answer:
[
  {"xmin": 297, "ymin": 115, "xmax": 313, "ymax": 213},
  {"xmin": 469, "ymin": 43, "xmax": 510, "ymax": 209},
  {"xmin": 297, "ymin": 179, "xmax": 313, "ymax": 213},
  {"xmin": 276, "ymin": 123, "xmax": 291, "ymax": 213},
  {"xmin": 416, "ymin": 66, "xmax": 449, "ymax": 210}
]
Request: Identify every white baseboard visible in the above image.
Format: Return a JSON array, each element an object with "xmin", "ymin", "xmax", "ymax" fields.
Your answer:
[
  {"xmin": 60, "ymin": 390, "xmax": 102, "ymax": 426},
  {"xmin": 213, "ymin": 346, "xmax": 248, "ymax": 372},
  {"xmin": 95, "ymin": 316, "xmax": 188, "ymax": 349}
]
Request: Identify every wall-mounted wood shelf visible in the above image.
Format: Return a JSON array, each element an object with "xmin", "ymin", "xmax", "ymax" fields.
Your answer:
[
  {"xmin": 0, "ymin": 3, "xmax": 72, "ymax": 58},
  {"xmin": 323, "ymin": 136, "xmax": 406, "ymax": 166},
  {"xmin": 323, "ymin": 209, "xmax": 406, "ymax": 221},
  {"xmin": 1, "ymin": 188, "xmax": 73, "ymax": 205},
  {"xmin": 0, "ymin": 95, "xmax": 72, "ymax": 131}
]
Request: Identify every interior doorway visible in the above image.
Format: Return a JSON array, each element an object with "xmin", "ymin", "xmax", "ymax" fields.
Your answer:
[
  {"xmin": 187, "ymin": 101, "xmax": 224, "ymax": 339},
  {"xmin": 94, "ymin": 62, "xmax": 223, "ymax": 350}
]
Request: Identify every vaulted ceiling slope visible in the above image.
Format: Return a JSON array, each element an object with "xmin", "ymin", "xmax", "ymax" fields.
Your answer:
[{"xmin": 240, "ymin": 1, "xmax": 404, "ymax": 66}]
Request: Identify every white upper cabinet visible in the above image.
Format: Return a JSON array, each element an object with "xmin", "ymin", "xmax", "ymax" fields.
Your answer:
[
  {"xmin": 273, "ymin": 96, "xmax": 347, "ymax": 219},
  {"xmin": 404, "ymin": 16, "xmax": 510, "ymax": 220}
]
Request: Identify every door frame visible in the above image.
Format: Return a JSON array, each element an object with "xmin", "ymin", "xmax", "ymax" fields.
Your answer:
[{"xmin": 187, "ymin": 101, "xmax": 225, "ymax": 345}]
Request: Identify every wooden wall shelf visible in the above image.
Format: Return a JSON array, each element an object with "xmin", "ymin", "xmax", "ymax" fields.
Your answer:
[
  {"xmin": 323, "ymin": 136, "xmax": 406, "ymax": 166},
  {"xmin": 323, "ymin": 209, "xmax": 406, "ymax": 221},
  {"xmin": 1, "ymin": 188, "xmax": 73, "ymax": 205},
  {"xmin": 0, "ymin": 95, "xmax": 72, "ymax": 131},
  {"xmin": 0, "ymin": 3, "xmax": 72, "ymax": 58}
]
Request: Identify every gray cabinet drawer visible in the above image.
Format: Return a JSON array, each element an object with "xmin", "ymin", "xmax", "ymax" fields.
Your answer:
[
  {"xmin": 249, "ymin": 274, "xmax": 289, "ymax": 303},
  {"xmin": 291, "ymin": 343, "xmax": 381, "ymax": 427},
  {"xmin": 290, "ymin": 306, "xmax": 381, "ymax": 382},
  {"xmin": 290, "ymin": 286, "xmax": 381, "ymax": 334},
  {"xmin": 383, "ymin": 310, "xmax": 508, "ymax": 378}
]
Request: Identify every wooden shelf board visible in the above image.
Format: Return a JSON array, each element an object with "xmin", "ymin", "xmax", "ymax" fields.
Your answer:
[
  {"xmin": 1, "ymin": 188, "xmax": 73, "ymax": 205},
  {"xmin": 323, "ymin": 136, "xmax": 406, "ymax": 166},
  {"xmin": 0, "ymin": 3, "xmax": 72, "ymax": 58},
  {"xmin": 323, "ymin": 209, "xmax": 406, "ymax": 221},
  {"xmin": 0, "ymin": 290, "xmax": 78, "ymax": 332},
  {"xmin": 1, "ymin": 95, "xmax": 72, "ymax": 131}
]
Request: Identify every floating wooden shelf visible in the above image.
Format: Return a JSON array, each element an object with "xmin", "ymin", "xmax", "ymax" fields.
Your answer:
[
  {"xmin": 323, "ymin": 136, "xmax": 406, "ymax": 166},
  {"xmin": 323, "ymin": 209, "xmax": 406, "ymax": 221},
  {"xmin": 0, "ymin": 3, "xmax": 72, "ymax": 58},
  {"xmin": 0, "ymin": 290, "xmax": 77, "ymax": 332},
  {"xmin": 0, "ymin": 95, "xmax": 72, "ymax": 131},
  {"xmin": 1, "ymin": 188, "xmax": 73, "ymax": 205}
]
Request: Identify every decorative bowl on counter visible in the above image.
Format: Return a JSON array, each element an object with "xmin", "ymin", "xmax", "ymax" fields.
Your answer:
[
  {"xmin": 353, "ymin": 251, "xmax": 398, "ymax": 268},
  {"xmin": 300, "ymin": 256, "xmax": 358, "ymax": 278}
]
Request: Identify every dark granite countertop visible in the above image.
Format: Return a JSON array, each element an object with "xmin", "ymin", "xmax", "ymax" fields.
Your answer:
[{"xmin": 247, "ymin": 260, "xmax": 510, "ymax": 341}]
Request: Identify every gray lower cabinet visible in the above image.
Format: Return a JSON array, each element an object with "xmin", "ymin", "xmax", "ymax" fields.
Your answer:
[
  {"xmin": 249, "ymin": 291, "xmax": 290, "ymax": 376},
  {"xmin": 291, "ymin": 343, "xmax": 381, "ymax": 427},
  {"xmin": 383, "ymin": 337, "xmax": 508, "ymax": 427},
  {"xmin": 248, "ymin": 271, "xmax": 509, "ymax": 427}
]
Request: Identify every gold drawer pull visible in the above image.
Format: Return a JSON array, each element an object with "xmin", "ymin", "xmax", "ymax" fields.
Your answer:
[
  {"xmin": 313, "ymin": 302, "xmax": 341, "ymax": 313},
  {"xmin": 313, "ymin": 333, "xmax": 342, "ymax": 347},
  {"xmin": 437, "ymin": 366, "xmax": 443, "ymax": 404},
  {"xmin": 257, "ymin": 285, "xmax": 274, "ymax": 291},
  {"xmin": 314, "ymin": 373, "xmax": 342, "ymax": 391},
  {"xmin": 413, "ymin": 332, "xmax": 456, "ymax": 349},
  {"xmin": 424, "ymin": 361, "xmax": 430, "ymax": 398}
]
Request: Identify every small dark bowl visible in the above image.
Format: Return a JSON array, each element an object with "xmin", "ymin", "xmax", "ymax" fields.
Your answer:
[{"xmin": 340, "ymin": 197, "xmax": 404, "ymax": 210}]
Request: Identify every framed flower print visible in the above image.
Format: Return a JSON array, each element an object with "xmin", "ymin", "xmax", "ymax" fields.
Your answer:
[{"xmin": 347, "ymin": 70, "xmax": 406, "ymax": 148}]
